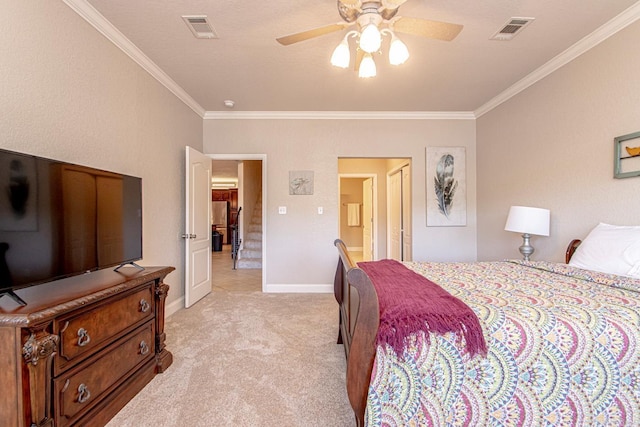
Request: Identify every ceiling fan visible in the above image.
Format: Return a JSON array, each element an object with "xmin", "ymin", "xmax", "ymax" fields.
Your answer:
[
  {"xmin": 276, "ymin": 0, "xmax": 463, "ymax": 77},
  {"xmin": 277, "ymin": 0, "xmax": 462, "ymax": 46}
]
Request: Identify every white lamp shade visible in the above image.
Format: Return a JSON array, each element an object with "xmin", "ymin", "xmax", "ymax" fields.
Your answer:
[
  {"xmin": 359, "ymin": 24, "xmax": 382, "ymax": 53},
  {"xmin": 504, "ymin": 206, "xmax": 550, "ymax": 236},
  {"xmin": 358, "ymin": 53, "xmax": 376, "ymax": 78},
  {"xmin": 388, "ymin": 37, "xmax": 409, "ymax": 65},
  {"xmin": 330, "ymin": 40, "xmax": 350, "ymax": 68}
]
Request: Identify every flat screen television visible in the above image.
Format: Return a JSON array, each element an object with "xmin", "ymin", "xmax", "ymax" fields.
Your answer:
[{"xmin": 0, "ymin": 148, "xmax": 142, "ymax": 305}]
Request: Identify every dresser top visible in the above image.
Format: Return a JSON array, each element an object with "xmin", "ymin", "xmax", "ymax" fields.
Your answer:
[{"xmin": 0, "ymin": 266, "xmax": 174, "ymax": 327}]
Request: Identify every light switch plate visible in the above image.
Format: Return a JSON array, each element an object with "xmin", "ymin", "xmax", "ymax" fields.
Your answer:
[
  {"xmin": 318, "ymin": 207, "xmax": 323, "ymax": 214},
  {"xmin": 278, "ymin": 206, "xmax": 287, "ymax": 214}
]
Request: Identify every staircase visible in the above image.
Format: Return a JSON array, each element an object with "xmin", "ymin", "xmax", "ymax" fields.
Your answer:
[{"xmin": 237, "ymin": 194, "xmax": 262, "ymax": 269}]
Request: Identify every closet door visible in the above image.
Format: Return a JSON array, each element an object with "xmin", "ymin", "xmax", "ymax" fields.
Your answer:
[
  {"xmin": 401, "ymin": 165, "xmax": 412, "ymax": 261},
  {"xmin": 388, "ymin": 171, "xmax": 402, "ymax": 261},
  {"xmin": 362, "ymin": 178, "xmax": 373, "ymax": 261},
  {"xmin": 388, "ymin": 165, "xmax": 412, "ymax": 261}
]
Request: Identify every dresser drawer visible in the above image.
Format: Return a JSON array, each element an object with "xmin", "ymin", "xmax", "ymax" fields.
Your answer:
[
  {"xmin": 54, "ymin": 321, "xmax": 155, "ymax": 427},
  {"xmin": 55, "ymin": 284, "xmax": 154, "ymax": 372}
]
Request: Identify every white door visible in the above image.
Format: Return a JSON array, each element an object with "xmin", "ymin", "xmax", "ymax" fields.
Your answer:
[
  {"xmin": 401, "ymin": 165, "xmax": 412, "ymax": 261},
  {"xmin": 362, "ymin": 178, "xmax": 373, "ymax": 261},
  {"xmin": 388, "ymin": 171, "xmax": 402, "ymax": 260},
  {"xmin": 184, "ymin": 147, "xmax": 211, "ymax": 308}
]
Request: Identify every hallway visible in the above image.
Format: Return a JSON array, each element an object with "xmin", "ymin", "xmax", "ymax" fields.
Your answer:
[{"xmin": 211, "ymin": 244, "xmax": 262, "ymax": 292}]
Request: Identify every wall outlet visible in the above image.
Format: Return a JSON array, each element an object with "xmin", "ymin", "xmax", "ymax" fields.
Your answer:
[{"xmin": 278, "ymin": 206, "xmax": 287, "ymax": 214}]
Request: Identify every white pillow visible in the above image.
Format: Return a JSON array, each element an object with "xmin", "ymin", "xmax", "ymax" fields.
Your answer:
[{"xmin": 569, "ymin": 223, "xmax": 640, "ymax": 279}]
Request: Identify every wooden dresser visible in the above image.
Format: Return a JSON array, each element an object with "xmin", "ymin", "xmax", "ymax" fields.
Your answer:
[{"xmin": 0, "ymin": 266, "xmax": 174, "ymax": 427}]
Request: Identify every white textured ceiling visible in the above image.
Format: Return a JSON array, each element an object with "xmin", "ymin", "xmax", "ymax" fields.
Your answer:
[{"xmin": 83, "ymin": 0, "xmax": 640, "ymax": 113}]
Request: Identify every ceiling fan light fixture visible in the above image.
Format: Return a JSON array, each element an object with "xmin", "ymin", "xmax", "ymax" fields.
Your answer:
[
  {"xmin": 331, "ymin": 31, "xmax": 357, "ymax": 68},
  {"xmin": 358, "ymin": 53, "xmax": 377, "ymax": 78},
  {"xmin": 331, "ymin": 39, "xmax": 351, "ymax": 68},
  {"xmin": 359, "ymin": 23, "xmax": 382, "ymax": 53},
  {"xmin": 388, "ymin": 35, "xmax": 409, "ymax": 65}
]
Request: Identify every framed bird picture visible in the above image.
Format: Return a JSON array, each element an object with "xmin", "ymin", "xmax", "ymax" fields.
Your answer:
[{"xmin": 426, "ymin": 147, "xmax": 467, "ymax": 226}]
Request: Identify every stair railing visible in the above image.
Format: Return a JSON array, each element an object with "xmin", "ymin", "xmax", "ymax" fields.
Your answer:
[{"xmin": 231, "ymin": 207, "xmax": 242, "ymax": 270}]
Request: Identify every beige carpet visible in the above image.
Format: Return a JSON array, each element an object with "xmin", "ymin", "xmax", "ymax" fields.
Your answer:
[{"xmin": 106, "ymin": 287, "xmax": 354, "ymax": 426}]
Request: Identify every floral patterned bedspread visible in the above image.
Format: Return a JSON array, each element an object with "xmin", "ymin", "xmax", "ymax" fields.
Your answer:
[{"xmin": 365, "ymin": 261, "xmax": 640, "ymax": 426}]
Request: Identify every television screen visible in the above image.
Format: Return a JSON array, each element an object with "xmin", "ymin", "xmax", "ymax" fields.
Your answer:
[{"xmin": 0, "ymin": 148, "xmax": 142, "ymax": 297}]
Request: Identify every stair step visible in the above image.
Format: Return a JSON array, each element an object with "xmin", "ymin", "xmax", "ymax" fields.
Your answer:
[
  {"xmin": 237, "ymin": 258, "xmax": 262, "ymax": 269},
  {"xmin": 240, "ymin": 249, "xmax": 262, "ymax": 258},
  {"xmin": 244, "ymin": 240, "xmax": 261, "ymax": 249},
  {"xmin": 247, "ymin": 232, "xmax": 262, "ymax": 240}
]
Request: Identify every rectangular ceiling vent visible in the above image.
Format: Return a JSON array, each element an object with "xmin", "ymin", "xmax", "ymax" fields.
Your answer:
[
  {"xmin": 490, "ymin": 17, "xmax": 535, "ymax": 41},
  {"xmin": 182, "ymin": 15, "xmax": 218, "ymax": 39}
]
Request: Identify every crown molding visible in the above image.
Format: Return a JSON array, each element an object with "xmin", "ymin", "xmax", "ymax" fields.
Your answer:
[
  {"xmin": 203, "ymin": 111, "xmax": 476, "ymax": 120},
  {"xmin": 65, "ymin": 0, "xmax": 639, "ymax": 122},
  {"xmin": 63, "ymin": 0, "xmax": 206, "ymax": 118},
  {"xmin": 475, "ymin": 2, "xmax": 640, "ymax": 118}
]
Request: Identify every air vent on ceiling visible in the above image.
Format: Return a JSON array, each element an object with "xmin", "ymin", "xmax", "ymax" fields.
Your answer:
[
  {"xmin": 182, "ymin": 15, "xmax": 218, "ymax": 39},
  {"xmin": 490, "ymin": 17, "xmax": 535, "ymax": 41}
]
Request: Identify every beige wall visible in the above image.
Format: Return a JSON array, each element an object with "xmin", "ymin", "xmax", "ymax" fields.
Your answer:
[
  {"xmin": 477, "ymin": 20, "xmax": 640, "ymax": 262},
  {"xmin": 204, "ymin": 119, "xmax": 476, "ymax": 290},
  {"xmin": 0, "ymin": 1, "xmax": 202, "ymax": 310}
]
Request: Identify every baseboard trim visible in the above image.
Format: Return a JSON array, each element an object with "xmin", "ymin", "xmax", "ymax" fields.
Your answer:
[
  {"xmin": 166, "ymin": 297, "xmax": 184, "ymax": 317},
  {"xmin": 165, "ymin": 284, "xmax": 333, "ymax": 315},
  {"xmin": 265, "ymin": 284, "xmax": 333, "ymax": 293}
]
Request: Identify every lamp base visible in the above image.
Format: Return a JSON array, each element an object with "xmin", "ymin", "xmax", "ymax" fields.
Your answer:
[{"xmin": 519, "ymin": 233, "xmax": 534, "ymax": 261}]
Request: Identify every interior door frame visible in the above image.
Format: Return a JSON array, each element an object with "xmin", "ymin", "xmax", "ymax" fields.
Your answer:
[
  {"xmin": 338, "ymin": 173, "xmax": 378, "ymax": 260},
  {"xmin": 209, "ymin": 153, "xmax": 267, "ymax": 292}
]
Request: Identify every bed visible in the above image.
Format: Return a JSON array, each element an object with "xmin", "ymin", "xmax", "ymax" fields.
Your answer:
[{"xmin": 333, "ymin": 223, "xmax": 640, "ymax": 426}]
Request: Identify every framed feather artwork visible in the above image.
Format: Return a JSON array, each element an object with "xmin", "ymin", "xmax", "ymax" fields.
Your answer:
[{"xmin": 426, "ymin": 147, "xmax": 466, "ymax": 226}]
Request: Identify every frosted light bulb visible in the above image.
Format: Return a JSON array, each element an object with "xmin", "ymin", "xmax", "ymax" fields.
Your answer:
[
  {"xmin": 359, "ymin": 24, "xmax": 381, "ymax": 53},
  {"xmin": 389, "ymin": 37, "xmax": 409, "ymax": 65},
  {"xmin": 358, "ymin": 53, "xmax": 376, "ymax": 78},
  {"xmin": 330, "ymin": 40, "xmax": 350, "ymax": 68}
]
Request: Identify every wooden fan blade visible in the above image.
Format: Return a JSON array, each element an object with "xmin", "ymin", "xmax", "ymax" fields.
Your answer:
[
  {"xmin": 354, "ymin": 49, "xmax": 364, "ymax": 72},
  {"xmin": 381, "ymin": 0, "xmax": 409, "ymax": 9},
  {"xmin": 276, "ymin": 23, "xmax": 349, "ymax": 46},
  {"xmin": 392, "ymin": 17, "xmax": 463, "ymax": 41}
]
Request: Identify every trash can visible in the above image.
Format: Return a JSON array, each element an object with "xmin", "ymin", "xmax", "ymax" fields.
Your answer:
[{"xmin": 212, "ymin": 232, "xmax": 223, "ymax": 252}]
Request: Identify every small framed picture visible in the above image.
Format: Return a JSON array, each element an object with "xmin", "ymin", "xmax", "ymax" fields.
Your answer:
[
  {"xmin": 614, "ymin": 131, "xmax": 640, "ymax": 179},
  {"xmin": 289, "ymin": 171, "xmax": 314, "ymax": 195}
]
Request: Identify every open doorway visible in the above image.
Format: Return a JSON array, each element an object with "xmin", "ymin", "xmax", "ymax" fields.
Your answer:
[
  {"xmin": 338, "ymin": 158, "xmax": 411, "ymax": 261},
  {"xmin": 338, "ymin": 174, "xmax": 377, "ymax": 262},
  {"xmin": 210, "ymin": 154, "xmax": 266, "ymax": 292}
]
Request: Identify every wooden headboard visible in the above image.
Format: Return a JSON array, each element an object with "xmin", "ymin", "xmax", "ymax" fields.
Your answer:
[{"xmin": 565, "ymin": 239, "xmax": 582, "ymax": 264}]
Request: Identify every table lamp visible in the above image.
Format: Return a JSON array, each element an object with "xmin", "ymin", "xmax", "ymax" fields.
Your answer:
[{"xmin": 504, "ymin": 206, "xmax": 550, "ymax": 260}]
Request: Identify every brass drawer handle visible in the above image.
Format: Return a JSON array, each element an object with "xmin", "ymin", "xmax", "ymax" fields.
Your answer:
[
  {"xmin": 77, "ymin": 383, "xmax": 91, "ymax": 404},
  {"xmin": 77, "ymin": 328, "xmax": 91, "ymax": 347},
  {"xmin": 139, "ymin": 298, "xmax": 150, "ymax": 313},
  {"xmin": 139, "ymin": 340, "xmax": 150, "ymax": 356}
]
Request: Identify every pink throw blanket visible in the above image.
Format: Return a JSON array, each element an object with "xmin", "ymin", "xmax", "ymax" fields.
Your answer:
[{"xmin": 358, "ymin": 259, "xmax": 487, "ymax": 358}]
